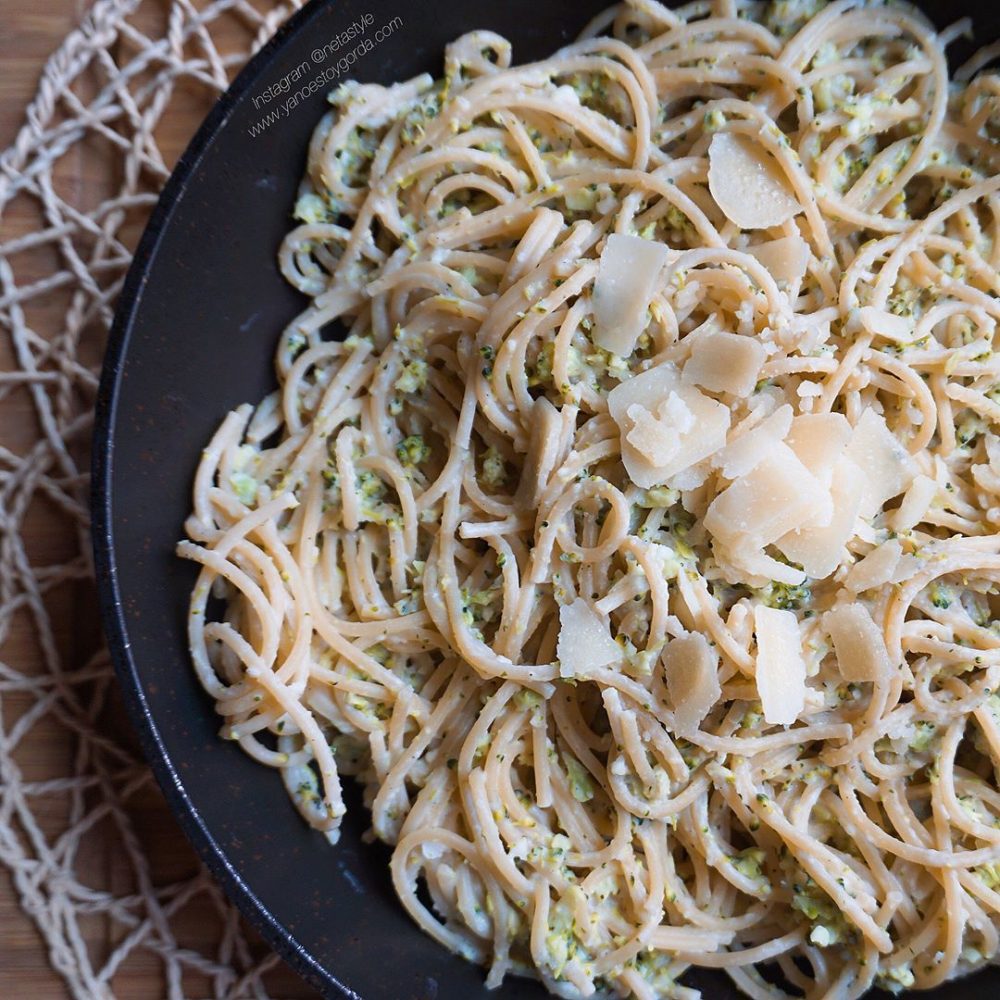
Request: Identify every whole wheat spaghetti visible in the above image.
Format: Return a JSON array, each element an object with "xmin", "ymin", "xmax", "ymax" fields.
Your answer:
[{"xmin": 180, "ymin": 1, "xmax": 1000, "ymax": 996}]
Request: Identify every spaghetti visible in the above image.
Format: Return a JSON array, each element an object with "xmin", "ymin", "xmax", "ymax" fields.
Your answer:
[{"xmin": 180, "ymin": 1, "xmax": 1000, "ymax": 996}]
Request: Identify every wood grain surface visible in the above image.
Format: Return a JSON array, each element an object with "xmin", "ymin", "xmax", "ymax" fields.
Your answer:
[{"xmin": 0, "ymin": 2, "xmax": 321, "ymax": 996}]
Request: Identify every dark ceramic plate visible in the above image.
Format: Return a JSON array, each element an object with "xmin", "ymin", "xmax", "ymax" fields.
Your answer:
[{"xmin": 93, "ymin": 1, "xmax": 1000, "ymax": 997}]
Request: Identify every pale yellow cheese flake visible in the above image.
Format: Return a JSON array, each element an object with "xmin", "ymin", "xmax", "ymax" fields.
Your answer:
[
  {"xmin": 775, "ymin": 455, "xmax": 863, "ymax": 579},
  {"xmin": 753, "ymin": 606, "xmax": 806, "ymax": 726},
  {"xmin": 514, "ymin": 396, "xmax": 563, "ymax": 508},
  {"xmin": 844, "ymin": 409, "xmax": 917, "ymax": 519},
  {"xmin": 708, "ymin": 132, "xmax": 802, "ymax": 230},
  {"xmin": 891, "ymin": 474, "xmax": 938, "ymax": 532},
  {"xmin": 786, "ymin": 412, "xmax": 852, "ymax": 487},
  {"xmin": 715, "ymin": 404, "xmax": 793, "ymax": 479},
  {"xmin": 823, "ymin": 603, "xmax": 892, "ymax": 683},
  {"xmin": 857, "ymin": 306, "xmax": 913, "ymax": 344},
  {"xmin": 609, "ymin": 363, "xmax": 730, "ymax": 489},
  {"xmin": 746, "ymin": 235, "xmax": 811, "ymax": 286},
  {"xmin": 557, "ymin": 598, "xmax": 622, "ymax": 679},
  {"xmin": 684, "ymin": 330, "xmax": 767, "ymax": 397},
  {"xmin": 662, "ymin": 633, "xmax": 721, "ymax": 737},
  {"xmin": 592, "ymin": 233, "xmax": 672, "ymax": 356},
  {"xmin": 624, "ymin": 392, "xmax": 693, "ymax": 466},
  {"xmin": 845, "ymin": 539, "xmax": 903, "ymax": 593},
  {"xmin": 704, "ymin": 444, "xmax": 831, "ymax": 552}
]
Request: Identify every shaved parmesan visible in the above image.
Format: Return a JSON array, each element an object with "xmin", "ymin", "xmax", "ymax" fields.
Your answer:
[
  {"xmin": 662, "ymin": 633, "xmax": 721, "ymax": 737},
  {"xmin": 671, "ymin": 460, "xmax": 713, "ymax": 492},
  {"xmin": 747, "ymin": 235, "xmax": 811, "ymax": 287},
  {"xmin": 844, "ymin": 409, "xmax": 917, "ymax": 519},
  {"xmin": 708, "ymin": 132, "xmax": 801, "ymax": 230},
  {"xmin": 715, "ymin": 404, "xmax": 793, "ymax": 479},
  {"xmin": 775, "ymin": 455, "xmax": 863, "ymax": 578},
  {"xmin": 557, "ymin": 599, "xmax": 621, "ymax": 679},
  {"xmin": 705, "ymin": 444, "xmax": 831, "ymax": 551},
  {"xmin": 683, "ymin": 330, "xmax": 767, "ymax": 398},
  {"xmin": 592, "ymin": 233, "xmax": 672, "ymax": 356},
  {"xmin": 625, "ymin": 392, "xmax": 694, "ymax": 465},
  {"xmin": 786, "ymin": 413, "xmax": 852, "ymax": 487},
  {"xmin": 857, "ymin": 306, "xmax": 913, "ymax": 344},
  {"xmin": 609, "ymin": 363, "xmax": 730, "ymax": 489},
  {"xmin": 753, "ymin": 606, "xmax": 806, "ymax": 726},
  {"xmin": 845, "ymin": 539, "xmax": 903, "ymax": 593},
  {"xmin": 514, "ymin": 396, "xmax": 563, "ymax": 508},
  {"xmin": 823, "ymin": 603, "xmax": 892, "ymax": 683},
  {"xmin": 891, "ymin": 474, "xmax": 938, "ymax": 532},
  {"xmin": 717, "ymin": 544, "xmax": 807, "ymax": 587}
]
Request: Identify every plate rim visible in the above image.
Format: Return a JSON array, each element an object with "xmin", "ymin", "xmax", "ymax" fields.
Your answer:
[{"xmin": 91, "ymin": 1, "xmax": 352, "ymax": 995}]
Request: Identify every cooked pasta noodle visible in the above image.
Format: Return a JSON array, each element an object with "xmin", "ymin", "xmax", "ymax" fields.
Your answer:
[{"xmin": 180, "ymin": 1, "xmax": 1000, "ymax": 995}]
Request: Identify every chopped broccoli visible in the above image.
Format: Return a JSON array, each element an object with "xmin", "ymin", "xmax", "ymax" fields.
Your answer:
[
  {"xmin": 910, "ymin": 721, "xmax": 937, "ymax": 752},
  {"xmin": 754, "ymin": 581, "xmax": 811, "ymax": 611},
  {"xmin": 636, "ymin": 486, "xmax": 679, "ymax": 509},
  {"xmin": 394, "ymin": 359, "xmax": 428, "ymax": 394},
  {"xmin": 481, "ymin": 446, "xmax": 507, "ymax": 487},
  {"xmin": 396, "ymin": 435, "xmax": 431, "ymax": 467},
  {"xmin": 790, "ymin": 876, "xmax": 851, "ymax": 945},
  {"xmin": 977, "ymin": 861, "xmax": 1000, "ymax": 889},
  {"xmin": 876, "ymin": 964, "xmax": 915, "ymax": 994},
  {"xmin": 928, "ymin": 583, "xmax": 953, "ymax": 609},
  {"xmin": 293, "ymin": 191, "xmax": 329, "ymax": 224},
  {"xmin": 562, "ymin": 752, "xmax": 595, "ymax": 802},
  {"xmin": 229, "ymin": 471, "xmax": 257, "ymax": 506}
]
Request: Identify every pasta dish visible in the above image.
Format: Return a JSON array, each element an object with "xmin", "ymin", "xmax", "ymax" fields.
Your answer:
[{"xmin": 179, "ymin": 0, "xmax": 1000, "ymax": 996}]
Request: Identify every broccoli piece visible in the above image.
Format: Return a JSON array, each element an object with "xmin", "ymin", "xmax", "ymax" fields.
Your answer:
[
  {"xmin": 754, "ymin": 581, "xmax": 811, "ymax": 611},
  {"xmin": 561, "ymin": 752, "xmax": 595, "ymax": 802},
  {"xmin": 229, "ymin": 471, "xmax": 257, "ymax": 506},
  {"xmin": 394, "ymin": 358, "xmax": 428, "ymax": 394},
  {"xmin": 481, "ymin": 446, "xmax": 507, "ymax": 487},
  {"xmin": 396, "ymin": 435, "xmax": 431, "ymax": 467}
]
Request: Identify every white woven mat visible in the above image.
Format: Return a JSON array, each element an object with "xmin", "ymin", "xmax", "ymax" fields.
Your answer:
[{"xmin": 0, "ymin": 2, "xmax": 315, "ymax": 996}]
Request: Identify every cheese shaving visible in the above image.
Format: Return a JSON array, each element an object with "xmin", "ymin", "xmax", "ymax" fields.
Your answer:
[
  {"xmin": 857, "ymin": 305, "xmax": 914, "ymax": 344},
  {"xmin": 824, "ymin": 604, "xmax": 892, "ymax": 683},
  {"xmin": 891, "ymin": 474, "xmax": 938, "ymax": 532},
  {"xmin": 786, "ymin": 413, "xmax": 852, "ymax": 487},
  {"xmin": 707, "ymin": 132, "xmax": 802, "ymax": 230},
  {"xmin": 683, "ymin": 330, "xmax": 767, "ymax": 397},
  {"xmin": 844, "ymin": 409, "xmax": 917, "ymax": 519},
  {"xmin": 753, "ymin": 606, "xmax": 806, "ymax": 726},
  {"xmin": 746, "ymin": 235, "xmax": 811, "ymax": 287},
  {"xmin": 775, "ymin": 455, "xmax": 863, "ymax": 579},
  {"xmin": 662, "ymin": 633, "xmax": 721, "ymax": 737},
  {"xmin": 845, "ymin": 539, "xmax": 903, "ymax": 593},
  {"xmin": 715, "ymin": 404, "xmax": 794, "ymax": 479},
  {"xmin": 557, "ymin": 598, "xmax": 621, "ymax": 679},
  {"xmin": 592, "ymin": 233, "xmax": 672, "ymax": 356},
  {"xmin": 609, "ymin": 363, "xmax": 730, "ymax": 489},
  {"xmin": 705, "ymin": 444, "xmax": 831, "ymax": 551}
]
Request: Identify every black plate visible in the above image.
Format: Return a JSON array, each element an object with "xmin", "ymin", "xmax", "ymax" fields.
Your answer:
[{"xmin": 93, "ymin": 1, "xmax": 1000, "ymax": 998}]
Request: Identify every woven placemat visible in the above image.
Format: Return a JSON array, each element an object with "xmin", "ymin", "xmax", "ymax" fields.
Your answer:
[{"xmin": 0, "ymin": 2, "xmax": 323, "ymax": 996}]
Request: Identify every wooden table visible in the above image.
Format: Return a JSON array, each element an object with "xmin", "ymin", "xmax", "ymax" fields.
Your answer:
[{"xmin": 0, "ymin": 1, "xmax": 320, "ymax": 995}]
